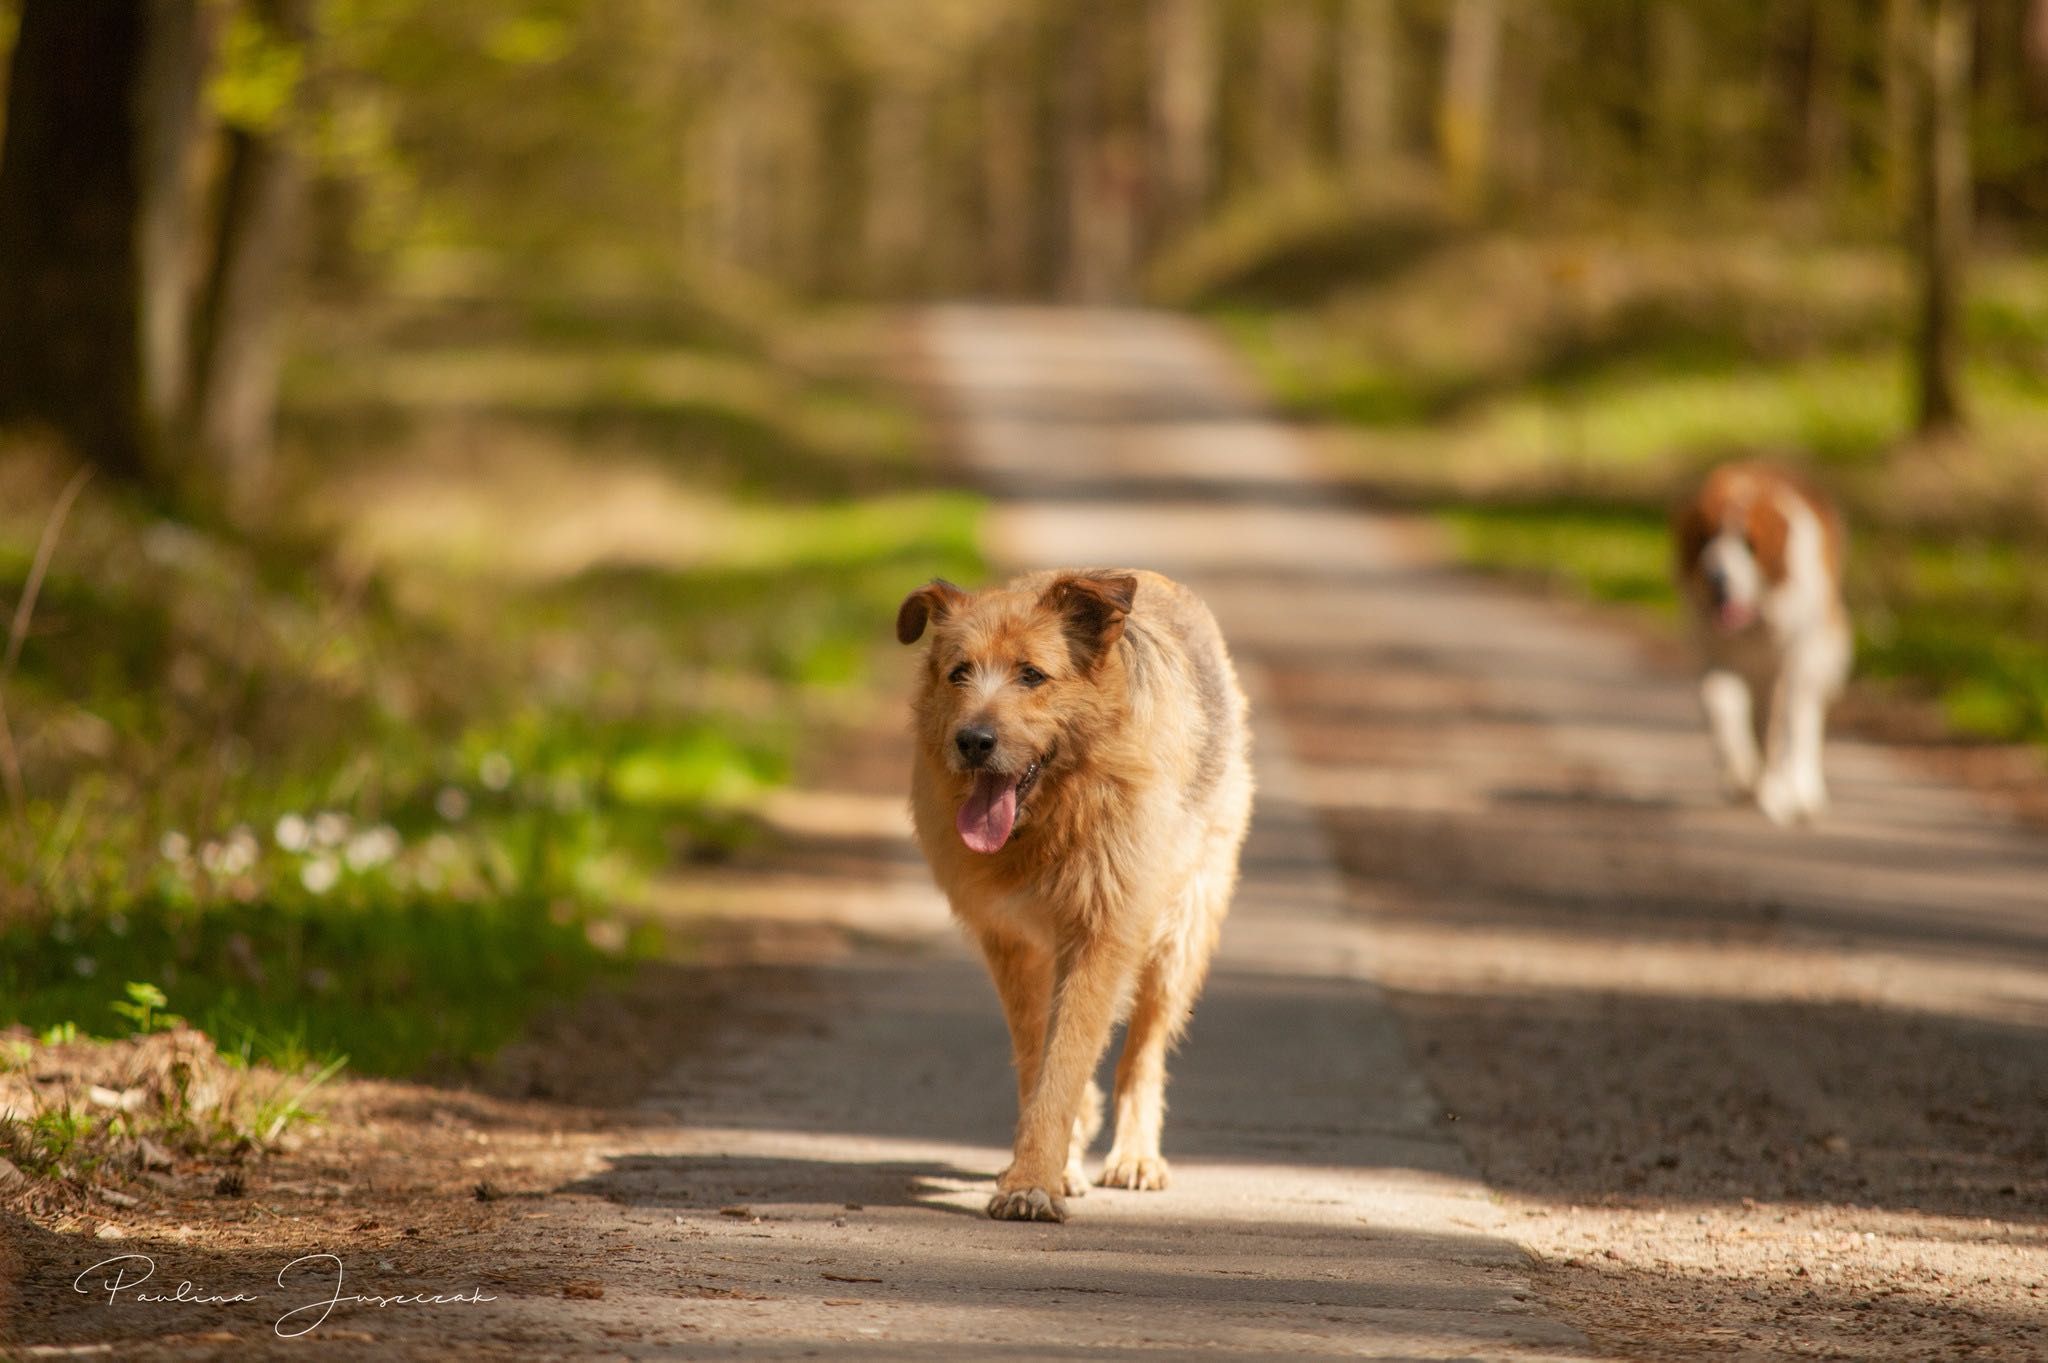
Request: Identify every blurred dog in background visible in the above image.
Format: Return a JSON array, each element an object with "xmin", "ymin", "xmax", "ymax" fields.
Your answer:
[
  {"xmin": 898, "ymin": 569, "xmax": 1252, "ymax": 1223},
  {"xmin": 1674, "ymin": 463, "xmax": 1851, "ymax": 825}
]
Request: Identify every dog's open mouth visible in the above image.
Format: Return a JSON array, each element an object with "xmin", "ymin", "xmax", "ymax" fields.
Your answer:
[
  {"xmin": 956, "ymin": 759, "xmax": 1043, "ymax": 854},
  {"xmin": 1715, "ymin": 600, "xmax": 1757, "ymax": 633}
]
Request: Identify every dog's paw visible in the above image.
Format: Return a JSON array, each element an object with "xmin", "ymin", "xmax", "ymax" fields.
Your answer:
[
  {"xmin": 1062, "ymin": 1160, "xmax": 1090, "ymax": 1197},
  {"xmin": 1755, "ymin": 772, "xmax": 1807, "ymax": 827},
  {"xmin": 987, "ymin": 1186, "xmax": 1066, "ymax": 1223},
  {"xmin": 1097, "ymin": 1152, "xmax": 1171, "ymax": 1191},
  {"xmin": 1719, "ymin": 771, "xmax": 1758, "ymax": 803}
]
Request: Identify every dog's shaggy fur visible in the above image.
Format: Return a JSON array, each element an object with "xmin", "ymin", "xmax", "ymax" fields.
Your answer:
[
  {"xmin": 1673, "ymin": 463, "xmax": 1851, "ymax": 824},
  {"xmin": 898, "ymin": 569, "xmax": 1252, "ymax": 1222}
]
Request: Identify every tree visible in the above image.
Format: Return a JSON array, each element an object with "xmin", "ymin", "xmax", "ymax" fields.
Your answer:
[
  {"xmin": 0, "ymin": 0, "xmax": 208, "ymax": 484},
  {"xmin": 1339, "ymin": 0, "xmax": 1400, "ymax": 197},
  {"xmin": 980, "ymin": 22, "xmax": 1040, "ymax": 295},
  {"xmin": 187, "ymin": 0, "xmax": 314, "ymax": 516},
  {"xmin": 0, "ymin": 0, "xmax": 314, "ymax": 511},
  {"xmin": 1252, "ymin": 0, "xmax": 1319, "ymax": 187},
  {"xmin": 1147, "ymin": 0, "xmax": 1217, "ymax": 240},
  {"xmin": 1908, "ymin": 0, "xmax": 1972, "ymax": 435},
  {"xmin": 1438, "ymin": 0, "xmax": 1502, "ymax": 213}
]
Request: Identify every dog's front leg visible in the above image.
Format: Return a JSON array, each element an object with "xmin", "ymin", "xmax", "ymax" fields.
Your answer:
[
  {"xmin": 1757, "ymin": 664, "xmax": 1828, "ymax": 825},
  {"xmin": 989, "ymin": 929, "xmax": 1139, "ymax": 1223},
  {"xmin": 1699, "ymin": 668, "xmax": 1760, "ymax": 798},
  {"xmin": 974, "ymin": 928, "xmax": 1102, "ymax": 1199}
]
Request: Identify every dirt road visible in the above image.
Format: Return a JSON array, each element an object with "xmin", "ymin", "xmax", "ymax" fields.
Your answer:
[{"xmin": 11, "ymin": 307, "xmax": 2047, "ymax": 1359}]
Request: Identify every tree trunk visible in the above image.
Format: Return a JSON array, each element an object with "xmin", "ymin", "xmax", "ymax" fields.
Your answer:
[
  {"xmin": 1339, "ymin": 0, "xmax": 1399, "ymax": 197},
  {"xmin": 1252, "ymin": 0, "xmax": 1319, "ymax": 186},
  {"xmin": 1884, "ymin": 0, "xmax": 1918, "ymax": 222},
  {"xmin": 1651, "ymin": 3, "xmax": 1702, "ymax": 194},
  {"xmin": 188, "ymin": 0, "xmax": 312, "ymax": 517},
  {"xmin": 863, "ymin": 81, "xmax": 929, "ymax": 296},
  {"xmin": 1800, "ymin": 0, "xmax": 1848, "ymax": 196},
  {"xmin": 981, "ymin": 29, "xmax": 1038, "ymax": 296},
  {"xmin": 1437, "ymin": 0, "xmax": 1502, "ymax": 214},
  {"xmin": 0, "ymin": 0, "xmax": 206, "ymax": 484},
  {"xmin": 1910, "ymin": 0, "xmax": 1971, "ymax": 436},
  {"xmin": 1058, "ymin": 4, "xmax": 1137, "ymax": 303},
  {"xmin": 1147, "ymin": 0, "xmax": 1216, "ymax": 239}
]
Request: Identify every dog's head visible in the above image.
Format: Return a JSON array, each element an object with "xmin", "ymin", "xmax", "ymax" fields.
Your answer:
[
  {"xmin": 897, "ymin": 572, "xmax": 1136, "ymax": 854},
  {"xmin": 1675, "ymin": 471, "xmax": 1790, "ymax": 635}
]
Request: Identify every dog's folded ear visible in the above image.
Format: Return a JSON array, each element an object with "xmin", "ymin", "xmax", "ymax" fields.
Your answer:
[
  {"xmin": 1044, "ymin": 572, "xmax": 1137, "ymax": 665},
  {"xmin": 896, "ymin": 579, "xmax": 970, "ymax": 644}
]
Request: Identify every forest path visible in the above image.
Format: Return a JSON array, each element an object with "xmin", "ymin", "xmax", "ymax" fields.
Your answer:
[
  {"xmin": 20, "ymin": 307, "xmax": 2047, "ymax": 1362},
  {"xmin": 527, "ymin": 305, "xmax": 2048, "ymax": 1361},
  {"xmin": 508, "ymin": 307, "xmax": 1596, "ymax": 1358}
]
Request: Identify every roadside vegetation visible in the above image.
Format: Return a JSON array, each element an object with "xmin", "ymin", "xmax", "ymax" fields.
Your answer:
[
  {"xmin": 1173, "ymin": 194, "xmax": 2048, "ymax": 749},
  {"xmin": 0, "ymin": 293, "xmax": 976, "ymax": 1202}
]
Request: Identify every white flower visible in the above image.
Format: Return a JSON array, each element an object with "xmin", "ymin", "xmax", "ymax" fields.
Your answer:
[
  {"xmin": 478, "ymin": 752, "xmax": 513, "ymax": 791},
  {"xmin": 158, "ymin": 831, "xmax": 190, "ymax": 862},
  {"xmin": 218, "ymin": 826, "xmax": 259, "ymax": 877},
  {"xmin": 73, "ymin": 955, "xmax": 98, "ymax": 978},
  {"xmin": 199, "ymin": 840, "xmax": 227, "ymax": 875},
  {"xmin": 274, "ymin": 813, "xmax": 311, "ymax": 853},
  {"xmin": 344, "ymin": 824, "xmax": 401, "ymax": 872},
  {"xmin": 300, "ymin": 857, "xmax": 340, "ymax": 895},
  {"xmin": 311, "ymin": 811, "xmax": 350, "ymax": 849},
  {"xmin": 434, "ymin": 786, "xmax": 470, "ymax": 822}
]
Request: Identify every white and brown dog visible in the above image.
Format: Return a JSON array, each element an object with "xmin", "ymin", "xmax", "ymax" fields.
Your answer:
[{"xmin": 1673, "ymin": 463, "xmax": 1851, "ymax": 825}]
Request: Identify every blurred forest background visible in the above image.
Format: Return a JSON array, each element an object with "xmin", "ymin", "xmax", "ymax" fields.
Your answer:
[{"xmin": 1, "ymin": 0, "xmax": 2046, "ymax": 1177}]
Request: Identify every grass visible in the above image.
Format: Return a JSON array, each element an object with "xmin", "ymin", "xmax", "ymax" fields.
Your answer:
[
  {"xmin": 0, "ymin": 300, "xmax": 980, "ymax": 1098},
  {"xmin": 1, "ymin": 993, "xmax": 350, "ymax": 1193},
  {"xmin": 1199, "ymin": 195, "xmax": 2048, "ymax": 750}
]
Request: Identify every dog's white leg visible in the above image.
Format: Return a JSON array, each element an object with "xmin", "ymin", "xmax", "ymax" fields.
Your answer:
[
  {"xmin": 989, "ymin": 929, "xmax": 1142, "ymax": 1223},
  {"xmin": 1700, "ymin": 669, "xmax": 1760, "ymax": 798},
  {"xmin": 1784, "ymin": 650, "xmax": 1835, "ymax": 817},
  {"xmin": 1759, "ymin": 633, "xmax": 1842, "ymax": 825},
  {"xmin": 1756, "ymin": 664, "xmax": 1818, "ymax": 825}
]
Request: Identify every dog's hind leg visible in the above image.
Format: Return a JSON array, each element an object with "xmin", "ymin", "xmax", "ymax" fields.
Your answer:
[{"xmin": 1100, "ymin": 880, "xmax": 1224, "ymax": 1192}]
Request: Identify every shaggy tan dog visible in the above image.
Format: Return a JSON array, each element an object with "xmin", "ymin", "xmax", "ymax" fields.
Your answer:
[
  {"xmin": 897, "ymin": 569, "xmax": 1252, "ymax": 1223},
  {"xmin": 1674, "ymin": 462, "xmax": 1852, "ymax": 824}
]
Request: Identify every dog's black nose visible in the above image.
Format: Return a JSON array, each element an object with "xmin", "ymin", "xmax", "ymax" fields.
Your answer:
[
  {"xmin": 1702, "ymin": 564, "xmax": 1729, "ymax": 604},
  {"xmin": 954, "ymin": 724, "xmax": 997, "ymax": 766}
]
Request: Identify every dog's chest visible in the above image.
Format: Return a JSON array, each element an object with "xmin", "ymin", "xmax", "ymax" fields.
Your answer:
[{"xmin": 953, "ymin": 887, "xmax": 1060, "ymax": 951}]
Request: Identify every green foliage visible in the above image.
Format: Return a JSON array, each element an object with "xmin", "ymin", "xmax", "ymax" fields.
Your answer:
[
  {"xmin": 109, "ymin": 981, "xmax": 181, "ymax": 1036},
  {"xmin": 1219, "ymin": 226, "xmax": 2048, "ymax": 756},
  {"xmin": 1442, "ymin": 504, "xmax": 1674, "ymax": 613},
  {"xmin": 1, "ymin": 985, "xmax": 346, "ymax": 1184},
  {"xmin": 0, "ymin": 307, "xmax": 980, "ymax": 1078},
  {"xmin": 209, "ymin": 3, "xmax": 308, "ymax": 134}
]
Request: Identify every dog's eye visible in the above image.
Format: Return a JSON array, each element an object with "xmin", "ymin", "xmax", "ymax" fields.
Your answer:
[
  {"xmin": 1018, "ymin": 664, "xmax": 1048, "ymax": 688},
  {"xmin": 947, "ymin": 662, "xmax": 971, "ymax": 685}
]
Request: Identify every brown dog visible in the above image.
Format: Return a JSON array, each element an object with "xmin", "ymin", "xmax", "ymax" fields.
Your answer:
[
  {"xmin": 897, "ymin": 569, "xmax": 1252, "ymax": 1222},
  {"xmin": 1673, "ymin": 462, "xmax": 1851, "ymax": 824}
]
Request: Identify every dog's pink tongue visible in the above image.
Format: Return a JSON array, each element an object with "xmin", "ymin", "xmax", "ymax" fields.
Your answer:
[
  {"xmin": 957, "ymin": 772, "xmax": 1019, "ymax": 854},
  {"xmin": 1717, "ymin": 601, "xmax": 1756, "ymax": 632}
]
